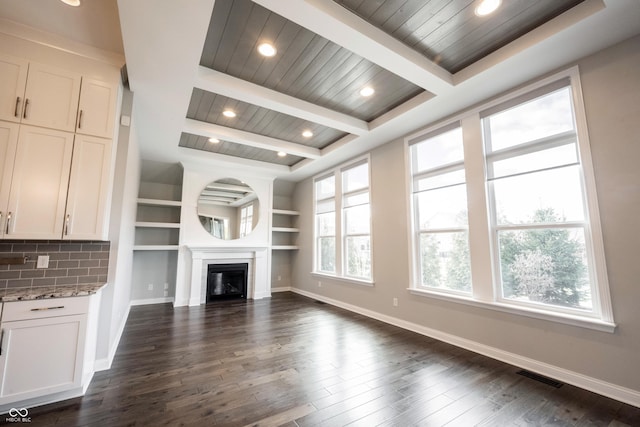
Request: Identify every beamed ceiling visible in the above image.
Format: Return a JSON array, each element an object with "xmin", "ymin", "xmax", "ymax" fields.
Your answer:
[
  {"xmin": 7, "ymin": 0, "xmax": 636, "ymax": 180},
  {"xmin": 178, "ymin": 0, "xmax": 594, "ymax": 170}
]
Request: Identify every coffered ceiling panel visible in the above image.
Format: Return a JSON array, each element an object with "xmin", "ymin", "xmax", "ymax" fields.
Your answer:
[
  {"xmin": 179, "ymin": 132, "xmax": 304, "ymax": 167},
  {"xmin": 187, "ymin": 89, "xmax": 348, "ymax": 149},
  {"xmin": 334, "ymin": 0, "xmax": 586, "ymax": 73},
  {"xmin": 200, "ymin": 0, "xmax": 425, "ymax": 122}
]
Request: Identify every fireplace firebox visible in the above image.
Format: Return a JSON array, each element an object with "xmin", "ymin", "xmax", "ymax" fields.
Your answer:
[{"xmin": 206, "ymin": 263, "xmax": 248, "ymax": 302}]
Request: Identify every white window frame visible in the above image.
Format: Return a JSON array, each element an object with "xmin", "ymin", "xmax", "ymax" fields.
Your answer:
[
  {"xmin": 405, "ymin": 67, "xmax": 615, "ymax": 332},
  {"xmin": 313, "ymin": 155, "xmax": 374, "ymax": 286},
  {"xmin": 408, "ymin": 123, "xmax": 472, "ymax": 296}
]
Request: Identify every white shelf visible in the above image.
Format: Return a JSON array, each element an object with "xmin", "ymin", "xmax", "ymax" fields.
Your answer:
[
  {"xmin": 135, "ymin": 221, "xmax": 180, "ymax": 229},
  {"xmin": 137, "ymin": 198, "xmax": 181, "ymax": 207},
  {"xmin": 134, "ymin": 245, "xmax": 180, "ymax": 251},
  {"xmin": 273, "ymin": 209, "xmax": 299, "ymax": 216},
  {"xmin": 272, "ymin": 245, "xmax": 299, "ymax": 250},
  {"xmin": 272, "ymin": 227, "xmax": 299, "ymax": 233}
]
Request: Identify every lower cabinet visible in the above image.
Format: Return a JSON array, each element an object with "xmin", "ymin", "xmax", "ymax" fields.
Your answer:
[{"xmin": 0, "ymin": 296, "xmax": 92, "ymax": 406}]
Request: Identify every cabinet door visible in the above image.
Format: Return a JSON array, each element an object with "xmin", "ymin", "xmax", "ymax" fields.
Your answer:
[
  {"xmin": 77, "ymin": 78, "xmax": 118, "ymax": 138},
  {"xmin": 0, "ymin": 54, "xmax": 28, "ymax": 123},
  {"xmin": 0, "ymin": 122, "xmax": 19, "ymax": 237},
  {"xmin": 64, "ymin": 134, "xmax": 113, "ymax": 240},
  {"xmin": 0, "ymin": 315, "xmax": 86, "ymax": 404},
  {"xmin": 6, "ymin": 126, "xmax": 74, "ymax": 239},
  {"xmin": 22, "ymin": 62, "xmax": 81, "ymax": 132}
]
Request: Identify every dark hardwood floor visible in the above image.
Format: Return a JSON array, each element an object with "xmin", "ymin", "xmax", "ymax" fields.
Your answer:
[{"xmin": 26, "ymin": 292, "xmax": 640, "ymax": 426}]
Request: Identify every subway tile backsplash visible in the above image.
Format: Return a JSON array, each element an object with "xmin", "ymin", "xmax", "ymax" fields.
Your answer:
[{"xmin": 0, "ymin": 240, "xmax": 110, "ymax": 290}]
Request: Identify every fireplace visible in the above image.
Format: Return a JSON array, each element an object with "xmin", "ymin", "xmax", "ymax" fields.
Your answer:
[{"xmin": 206, "ymin": 263, "xmax": 248, "ymax": 302}]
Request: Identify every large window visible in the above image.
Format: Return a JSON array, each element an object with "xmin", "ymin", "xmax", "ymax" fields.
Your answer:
[
  {"xmin": 409, "ymin": 125, "xmax": 471, "ymax": 293},
  {"xmin": 408, "ymin": 70, "xmax": 613, "ymax": 330},
  {"xmin": 315, "ymin": 174, "xmax": 336, "ymax": 273},
  {"xmin": 314, "ymin": 158, "xmax": 372, "ymax": 282},
  {"xmin": 484, "ymin": 81, "xmax": 593, "ymax": 312}
]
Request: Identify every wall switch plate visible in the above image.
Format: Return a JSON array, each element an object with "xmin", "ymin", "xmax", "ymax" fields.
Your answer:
[
  {"xmin": 164, "ymin": 283, "xmax": 169, "ymax": 290},
  {"xmin": 120, "ymin": 115, "xmax": 131, "ymax": 126},
  {"xmin": 36, "ymin": 255, "xmax": 49, "ymax": 268},
  {"xmin": 148, "ymin": 283, "xmax": 153, "ymax": 291},
  {"xmin": 393, "ymin": 298, "xmax": 398, "ymax": 307}
]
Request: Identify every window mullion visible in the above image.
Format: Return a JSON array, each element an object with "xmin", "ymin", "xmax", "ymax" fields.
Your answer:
[{"xmin": 461, "ymin": 114, "xmax": 494, "ymax": 302}]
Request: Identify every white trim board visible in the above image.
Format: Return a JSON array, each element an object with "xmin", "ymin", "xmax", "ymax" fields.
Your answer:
[
  {"xmin": 289, "ymin": 287, "xmax": 640, "ymax": 408},
  {"xmin": 94, "ymin": 303, "xmax": 131, "ymax": 372},
  {"xmin": 130, "ymin": 297, "xmax": 175, "ymax": 306},
  {"xmin": 271, "ymin": 286, "xmax": 292, "ymax": 293}
]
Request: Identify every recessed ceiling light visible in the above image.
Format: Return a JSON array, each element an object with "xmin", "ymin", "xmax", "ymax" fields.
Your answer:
[
  {"xmin": 60, "ymin": 0, "xmax": 81, "ymax": 6},
  {"xmin": 475, "ymin": 0, "xmax": 501, "ymax": 16},
  {"xmin": 360, "ymin": 86, "xmax": 375, "ymax": 97},
  {"xmin": 302, "ymin": 130, "xmax": 313, "ymax": 138},
  {"xmin": 277, "ymin": 151, "xmax": 287, "ymax": 157},
  {"xmin": 208, "ymin": 137, "xmax": 220, "ymax": 143},
  {"xmin": 222, "ymin": 110, "xmax": 236, "ymax": 118},
  {"xmin": 257, "ymin": 43, "xmax": 277, "ymax": 57}
]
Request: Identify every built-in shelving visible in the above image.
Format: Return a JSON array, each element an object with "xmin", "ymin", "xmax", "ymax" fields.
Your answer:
[
  {"xmin": 272, "ymin": 209, "xmax": 299, "ymax": 251},
  {"xmin": 137, "ymin": 198, "xmax": 182, "ymax": 207},
  {"xmin": 272, "ymin": 227, "xmax": 300, "ymax": 233},
  {"xmin": 134, "ymin": 197, "xmax": 182, "ymax": 251},
  {"xmin": 135, "ymin": 221, "xmax": 181, "ymax": 229},
  {"xmin": 273, "ymin": 209, "xmax": 299, "ymax": 216}
]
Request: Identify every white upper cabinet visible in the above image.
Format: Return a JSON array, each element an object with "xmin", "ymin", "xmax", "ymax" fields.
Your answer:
[
  {"xmin": 76, "ymin": 78, "xmax": 118, "ymax": 138},
  {"xmin": 0, "ymin": 54, "xmax": 28, "ymax": 123},
  {"xmin": 5, "ymin": 125, "xmax": 74, "ymax": 239},
  {"xmin": 0, "ymin": 121, "xmax": 19, "ymax": 238},
  {"xmin": 21, "ymin": 62, "xmax": 82, "ymax": 132},
  {"xmin": 64, "ymin": 134, "xmax": 113, "ymax": 240}
]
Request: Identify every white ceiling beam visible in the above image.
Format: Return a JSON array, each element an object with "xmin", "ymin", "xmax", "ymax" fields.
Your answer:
[
  {"xmin": 196, "ymin": 67, "xmax": 369, "ymax": 135},
  {"xmin": 252, "ymin": 0, "xmax": 453, "ymax": 94},
  {"xmin": 184, "ymin": 118, "xmax": 322, "ymax": 160}
]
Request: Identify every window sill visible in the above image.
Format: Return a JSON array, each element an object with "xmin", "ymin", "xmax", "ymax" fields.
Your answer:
[
  {"xmin": 312, "ymin": 272, "xmax": 374, "ymax": 287},
  {"xmin": 408, "ymin": 288, "xmax": 616, "ymax": 333}
]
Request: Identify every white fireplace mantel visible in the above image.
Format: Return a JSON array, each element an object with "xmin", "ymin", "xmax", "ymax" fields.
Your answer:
[{"xmin": 184, "ymin": 246, "xmax": 270, "ymax": 306}]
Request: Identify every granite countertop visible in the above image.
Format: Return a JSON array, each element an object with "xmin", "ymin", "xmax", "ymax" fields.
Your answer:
[{"xmin": 0, "ymin": 283, "xmax": 107, "ymax": 302}]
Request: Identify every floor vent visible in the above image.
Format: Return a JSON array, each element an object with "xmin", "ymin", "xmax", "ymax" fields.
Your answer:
[{"xmin": 517, "ymin": 370, "xmax": 564, "ymax": 388}]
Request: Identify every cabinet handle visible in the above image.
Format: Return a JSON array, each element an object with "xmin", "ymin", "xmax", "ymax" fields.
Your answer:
[
  {"xmin": 0, "ymin": 329, "xmax": 4, "ymax": 355},
  {"xmin": 65, "ymin": 214, "xmax": 70, "ymax": 236},
  {"xmin": 23, "ymin": 99, "xmax": 29, "ymax": 119},
  {"xmin": 30, "ymin": 306, "xmax": 65, "ymax": 312},
  {"xmin": 5, "ymin": 212, "xmax": 11, "ymax": 235},
  {"xmin": 14, "ymin": 97, "xmax": 20, "ymax": 118},
  {"xmin": 78, "ymin": 110, "xmax": 83, "ymax": 129}
]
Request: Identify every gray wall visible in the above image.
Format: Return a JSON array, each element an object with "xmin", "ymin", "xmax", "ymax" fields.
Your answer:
[{"xmin": 291, "ymin": 35, "xmax": 640, "ymax": 392}]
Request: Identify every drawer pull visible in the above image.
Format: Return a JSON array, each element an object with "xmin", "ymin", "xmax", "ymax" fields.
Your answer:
[
  {"xmin": 23, "ymin": 98, "xmax": 29, "ymax": 119},
  {"xmin": 0, "ymin": 329, "xmax": 4, "ymax": 355},
  {"xmin": 14, "ymin": 97, "xmax": 20, "ymax": 118},
  {"xmin": 30, "ymin": 306, "xmax": 65, "ymax": 312}
]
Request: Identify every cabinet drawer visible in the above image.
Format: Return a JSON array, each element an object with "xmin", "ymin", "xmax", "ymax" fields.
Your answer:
[{"xmin": 2, "ymin": 297, "xmax": 89, "ymax": 322}]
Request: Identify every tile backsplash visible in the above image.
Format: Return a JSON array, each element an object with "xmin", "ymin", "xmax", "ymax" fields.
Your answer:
[{"xmin": 0, "ymin": 240, "xmax": 110, "ymax": 290}]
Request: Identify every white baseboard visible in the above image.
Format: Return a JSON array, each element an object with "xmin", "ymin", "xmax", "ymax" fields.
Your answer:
[
  {"xmin": 94, "ymin": 303, "xmax": 131, "ymax": 372},
  {"xmin": 271, "ymin": 286, "xmax": 292, "ymax": 293},
  {"xmin": 289, "ymin": 287, "xmax": 640, "ymax": 408},
  {"xmin": 130, "ymin": 297, "xmax": 175, "ymax": 306}
]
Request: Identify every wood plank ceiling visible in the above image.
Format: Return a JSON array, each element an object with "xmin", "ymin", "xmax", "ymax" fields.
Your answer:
[{"xmin": 180, "ymin": 0, "xmax": 588, "ymax": 168}]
